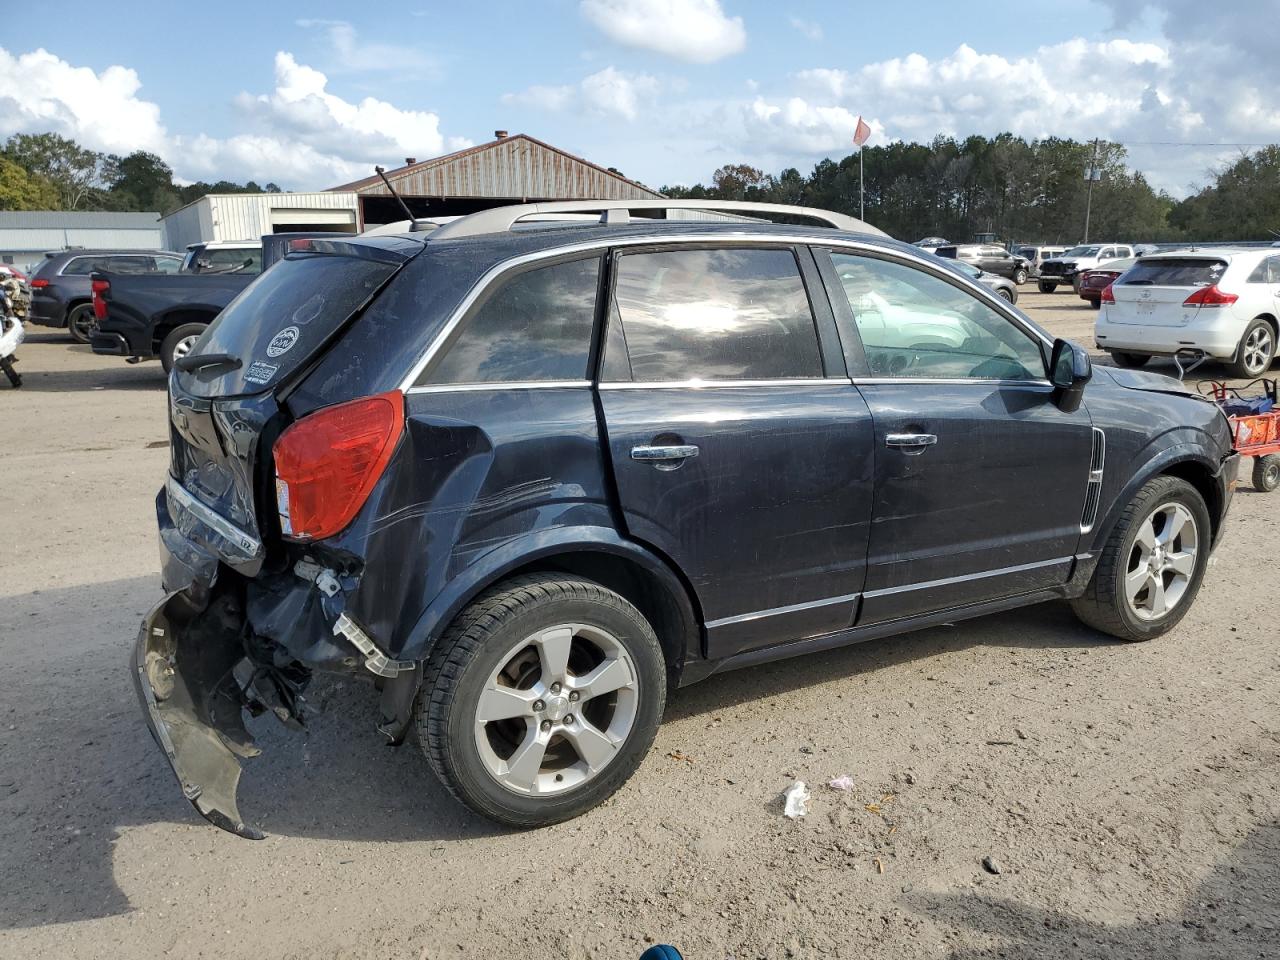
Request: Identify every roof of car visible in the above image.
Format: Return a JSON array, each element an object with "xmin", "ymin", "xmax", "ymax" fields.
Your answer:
[
  {"xmin": 44, "ymin": 248, "xmax": 178, "ymax": 258},
  {"xmin": 1137, "ymin": 247, "xmax": 1262, "ymax": 260}
]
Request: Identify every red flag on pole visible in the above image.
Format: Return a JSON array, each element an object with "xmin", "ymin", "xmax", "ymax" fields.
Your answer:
[{"xmin": 853, "ymin": 116, "xmax": 871, "ymax": 148}]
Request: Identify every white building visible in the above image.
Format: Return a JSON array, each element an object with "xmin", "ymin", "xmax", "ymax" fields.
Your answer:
[
  {"xmin": 0, "ymin": 211, "xmax": 163, "ymax": 270},
  {"xmin": 160, "ymin": 192, "xmax": 359, "ymax": 251}
]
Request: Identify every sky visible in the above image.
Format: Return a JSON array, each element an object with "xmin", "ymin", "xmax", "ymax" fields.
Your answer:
[{"xmin": 1, "ymin": 0, "xmax": 1277, "ymax": 199}]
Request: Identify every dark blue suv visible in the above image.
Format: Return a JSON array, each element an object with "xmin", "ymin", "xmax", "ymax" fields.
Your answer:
[{"xmin": 134, "ymin": 202, "xmax": 1238, "ymax": 837}]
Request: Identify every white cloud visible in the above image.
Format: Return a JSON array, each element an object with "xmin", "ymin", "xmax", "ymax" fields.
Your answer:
[
  {"xmin": 580, "ymin": 0, "xmax": 745, "ymax": 63},
  {"xmin": 0, "ymin": 45, "xmax": 464, "ymax": 190},
  {"xmin": 295, "ymin": 19, "xmax": 438, "ymax": 75},
  {"xmin": 789, "ymin": 17, "xmax": 823, "ymax": 42},
  {"xmin": 504, "ymin": 67, "xmax": 659, "ymax": 121}
]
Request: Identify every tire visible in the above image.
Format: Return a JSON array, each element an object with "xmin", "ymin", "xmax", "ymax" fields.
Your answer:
[
  {"xmin": 66, "ymin": 303, "xmax": 95, "ymax": 344},
  {"xmin": 0, "ymin": 355, "xmax": 20, "ymax": 388},
  {"xmin": 996, "ymin": 288, "xmax": 1013, "ymax": 302},
  {"xmin": 1089, "ymin": 299, "xmax": 1101, "ymax": 311},
  {"xmin": 1071, "ymin": 475, "xmax": 1212, "ymax": 642},
  {"xmin": 1253, "ymin": 454, "xmax": 1280, "ymax": 493},
  {"xmin": 1111, "ymin": 351, "xmax": 1151, "ymax": 369},
  {"xmin": 1227, "ymin": 318, "xmax": 1276, "ymax": 379},
  {"xmin": 1038, "ymin": 281, "xmax": 1057, "ymax": 294},
  {"xmin": 415, "ymin": 574, "xmax": 667, "ymax": 828},
  {"xmin": 1071, "ymin": 276, "xmax": 1083, "ymax": 295},
  {"xmin": 1014, "ymin": 268, "xmax": 1028, "ymax": 285},
  {"xmin": 159, "ymin": 323, "xmax": 207, "ymax": 374}
]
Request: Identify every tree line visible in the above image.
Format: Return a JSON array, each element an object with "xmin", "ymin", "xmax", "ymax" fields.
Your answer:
[
  {"xmin": 661, "ymin": 135, "xmax": 1280, "ymax": 244},
  {"xmin": 3, "ymin": 129, "xmax": 1277, "ymax": 243},
  {"xmin": 0, "ymin": 132, "xmax": 278, "ymax": 215}
]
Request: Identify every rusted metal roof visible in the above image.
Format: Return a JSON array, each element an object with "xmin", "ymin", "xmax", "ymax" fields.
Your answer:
[{"xmin": 329, "ymin": 134, "xmax": 663, "ymax": 200}]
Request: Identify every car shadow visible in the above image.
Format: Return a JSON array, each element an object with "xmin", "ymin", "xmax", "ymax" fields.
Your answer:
[
  {"xmin": 9, "ymin": 364, "xmax": 166, "ymax": 393},
  {"xmin": 904, "ymin": 822, "xmax": 1280, "ymax": 957}
]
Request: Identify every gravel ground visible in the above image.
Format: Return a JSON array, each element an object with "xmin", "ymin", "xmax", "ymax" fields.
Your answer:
[{"xmin": 1, "ymin": 290, "xmax": 1277, "ymax": 960}]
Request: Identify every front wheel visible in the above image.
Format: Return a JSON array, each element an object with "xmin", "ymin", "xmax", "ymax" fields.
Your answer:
[
  {"xmin": 159, "ymin": 323, "xmax": 207, "ymax": 374},
  {"xmin": 1228, "ymin": 318, "xmax": 1276, "ymax": 378},
  {"xmin": 1014, "ymin": 268, "xmax": 1028, "ymax": 285},
  {"xmin": 1038, "ymin": 281, "xmax": 1057, "ymax": 294},
  {"xmin": 66, "ymin": 304, "xmax": 96, "ymax": 344},
  {"xmin": 1253, "ymin": 454, "xmax": 1280, "ymax": 493},
  {"xmin": 416, "ymin": 574, "xmax": 667, "ymax": 828},
  {"xmin": 1071, "ymin": 476, "xmax": 1211, "ymax": 641},
  {"xmin": 996, "ymin": 288, "xmax": 1013, "ymax": 302}
]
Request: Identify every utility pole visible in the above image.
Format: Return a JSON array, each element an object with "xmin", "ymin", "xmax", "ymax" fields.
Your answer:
[
  {"xmin": 1083, "ymin": 138, "xmax": 1100, "ymax": 243},
  {"xmin": 859, "ymin": 147, "xmax": 865, "ymax": 222}
]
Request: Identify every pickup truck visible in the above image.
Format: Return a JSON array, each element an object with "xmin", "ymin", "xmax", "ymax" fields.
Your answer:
[{"xmin": 90, "ymin": 233, "xmax": 331, "ymax": 372}]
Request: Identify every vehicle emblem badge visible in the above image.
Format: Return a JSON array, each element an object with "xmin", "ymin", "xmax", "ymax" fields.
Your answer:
[
  {"xmin": 1141, "ymin": 290, "xmax": 1151, "ymax": 299},
  {"xmin": 266, "ymin": 326, "xmax": 300, "ymax": 357}
]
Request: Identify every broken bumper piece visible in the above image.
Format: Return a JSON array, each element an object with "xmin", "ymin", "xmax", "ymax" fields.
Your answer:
[{"xmin": 132, "ymin": 593, "xmax": 266, "ymax": 840}]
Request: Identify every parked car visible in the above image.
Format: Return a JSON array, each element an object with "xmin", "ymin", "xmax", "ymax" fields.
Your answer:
[
  {"xmin": 1039, "ymin": 244, "xmax": 1136, "ymax": 293},
  {"xmin": 951, "ymin": 259, "xmax": 1019, "ymax": 303},
  {"xmin": 1095, "ymin": 249, "xmax": 1280, "ymax": 376},
  {"xmin": 914, "ymin": 236, "xmax": 949, "ymax": 251},
  {"xmin": 132, "ymin": 201, "xmax": 1238, "ymax": 838},
  {"xmin": 27, "ymin": 249, "xmax": 184, "ymax": 343},
  {"xmin": 934, "ymin": 244, "xmax": 1027, "ymax": 282},
  {"xmin": 1078, "ymin": 258, "xmax": 1136, "ymax": 309},
  {"xmin": 181, "ymin": 240, "xmax": 263, "ymax": 275},
  {"xmin": 1014, "ymin": 245, "xmax": 1068, "ymax": 281}
]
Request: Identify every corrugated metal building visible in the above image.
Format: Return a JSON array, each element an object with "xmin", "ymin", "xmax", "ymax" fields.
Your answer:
[
  {"xmin": 329, "ymin": 132, "xmax": 664, "ymax": 226},
  {"xmin": 0, "ymin": 211, "xmax": 163, "ymax": 269},
  {"xmin": 161, "ymin": 191, "xmax": 359, "ymax": 251}
]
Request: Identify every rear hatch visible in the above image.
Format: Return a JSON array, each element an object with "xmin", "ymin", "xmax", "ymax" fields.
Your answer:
[
  {"xmin": 1106, "ymin": 256, "xmax": 1229, "ymax": 326},
  {"xmin": 165, "ymin": 237, "xmax": 418, "ymax": 572}
]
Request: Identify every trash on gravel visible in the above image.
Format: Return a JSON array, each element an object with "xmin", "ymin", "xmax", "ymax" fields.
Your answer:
[
  {"xmin": 782, "ymin": 780, "xmax": 811, "ymax": 818},
  {"xmin": 667, "ymin": 750, "xmax": 695, "ymax": 766},
  {"xmin": 874, "ymin": 857, "xmax": 885, "ymax": 874},
  {"xmin": 827, "ymin": 774, "xmax": 855, "ymax": 791},
  {"xmin": 982, "ymin": 856, "xmax": 1003, "ymax": 875}
]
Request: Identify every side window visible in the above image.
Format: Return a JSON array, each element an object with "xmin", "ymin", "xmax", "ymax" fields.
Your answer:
[
  {"xmin": 61, "ymin": 257, "xmax": 103, "ymax": 276},
  {"xmin": 607, "ymin": 247, "xmax": 822, "ymax": 382},
  {"xmin": 108, "ymin": 255, "xmax": 152, "ymax": 274},
  {"xmin": 1270, "ymin": 258, "xmax": 1280, "ymax": 284},
  {"xmin": 1248, "ymin": 259, "xmax": 1270, "ymax": 283},
  {"xmin": 424, "ymin": 257, "xmax": 600, "ymax": 385},
  {"xmin": 153, "ymin": 256, "xmax": 183, "ymax": 274},
  {"xmin": 1099, "ymin": 248, "xmax": 1114, "ymax": 260},
  {"xmin": 827, "ymin": 252, "xmax": 1046, "ymax": 381}
]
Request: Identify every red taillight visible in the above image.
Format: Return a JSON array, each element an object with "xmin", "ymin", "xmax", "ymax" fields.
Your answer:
[
  {"xmin": 288, "ymin": 238, "xmax": 314, "ymax": 252},
  {"xmin": 273, "ymin": 391, "xmax": 405, "ymax": 541},
  {"xmin": 1183, "ymin": 285, "xmax": 1238, "ymax": 308},
  {"xmin": 91, "ymin": 278, "xmax": 110, "ymax": 319},
  {"xmin": 30, "ymin": 278, "xmax": 49, "ymax": 289},
  {"xmin": 1101, "ymin": 282, "xmax": 1115, "ymax": 304}
]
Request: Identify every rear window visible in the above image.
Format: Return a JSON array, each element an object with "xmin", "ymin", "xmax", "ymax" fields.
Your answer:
[
  {"xmin": 1119, "ymin": 258, "xmax": 1227, "ymax": 287},
  {"xmin": 176, "ymin": 253, "xmax": 398, "ymax": 397}
]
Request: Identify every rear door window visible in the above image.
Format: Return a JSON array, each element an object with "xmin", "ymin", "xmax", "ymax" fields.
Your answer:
[
  {"xmin": 422, "ymin": 257, "xmax": 601, "ymax": 385},
  {"xmin": 61, "ymin": 256, "xmax": 109, "ymax": 276},
  {"xmin": 1121, "ymin": 258, "xmax": 1227, "ymax": 286},
  {"xmin": 108, "ymin": 255, "xmax": 154, "ymax": 274},
  {"xmin": 177, "ymin": 251, "xmax": 399, "ymax": 397},
  {"xmin": 605, "ymin": 246, "xmax": 822, "ymax": 382}
]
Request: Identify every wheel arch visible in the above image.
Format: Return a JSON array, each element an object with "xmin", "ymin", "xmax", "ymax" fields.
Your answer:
[{"xmin": 151, "ymin": 307, "xmax": 218, "ymax": 353}]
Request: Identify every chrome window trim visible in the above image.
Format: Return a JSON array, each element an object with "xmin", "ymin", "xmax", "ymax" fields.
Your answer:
[
  {"xmin": 851, "ymin": 377, "xmax": 1053, "ymax": 388},
  {"xmin": 705, "ymin": 591, "xmax": 863, "ymax": 630},
  {"xmin": 397, "ymin": 232, "xmax": 1054, "ymax": 392},
  {"xmin": 406, "ymin": 380, "xmax": 591, "ymax": 394},
  {"xmin": 599, "ymin": 377, "xmax": 845, "ymax": 390}
]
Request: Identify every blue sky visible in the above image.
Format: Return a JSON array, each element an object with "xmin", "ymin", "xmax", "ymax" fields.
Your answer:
[{"xmin": 2, "ymin": 0, "xmax": 1276, "ymax": 197}]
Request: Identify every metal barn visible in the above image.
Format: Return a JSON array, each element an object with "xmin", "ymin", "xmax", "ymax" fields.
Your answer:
[{"xmin": 0, "ymin": 211, "xmax": 163, "ymax": 270}]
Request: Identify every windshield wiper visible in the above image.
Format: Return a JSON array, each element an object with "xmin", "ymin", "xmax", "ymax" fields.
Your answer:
[{"xmin": 175, "ymin": 353, "xmax": 241, "ymax": 373}]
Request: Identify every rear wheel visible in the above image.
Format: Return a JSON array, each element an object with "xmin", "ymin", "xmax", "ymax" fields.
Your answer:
[
  {"xmin": 159, "ymin": 323, "xmax": 207, "ymax": 374},
  {"xmin": 1089, "ymin": 299, "xmax": 1102, "ymax": 310},
  {"xmin": 416, "ymin": 574, "xmax": 666, "ymax": 827},
  {"xmin": 1110, "ymin": 351, "xmax": 1151, "ymax": 369},
  {"xmin": 1253, "ymin": 454, "xmax": 1280, "ymax": 493},
  {"xmin": 996, "ymin": 288, "xmax": 1013, "ymax": 302},
  {"xmin": 1228, "ymin": 318, "xmax": 1276, "ymax": 378},
  {"xmin": 1071, "ymin": 476, "xmax": 1211, "ymax": 641},
  {"xmin": 1038, "ymin": 280, "xmax": 1057, "ymax": 294},
  {"xmin": 66, "ymin": 304, "xmax": 95, "ymax": 344}
]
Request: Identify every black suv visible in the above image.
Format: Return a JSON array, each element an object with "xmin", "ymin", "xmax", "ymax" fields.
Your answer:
[
  {"xmin": 135, "ymin": 202, "xmax": 1238, "ymax": 837},
  {"xmin": 28, "ymin": 249, "xmax": 183, "ymax": 342}
]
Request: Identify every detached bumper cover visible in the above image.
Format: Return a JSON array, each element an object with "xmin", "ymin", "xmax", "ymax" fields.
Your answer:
[{"xmin": 133, "ymin": 592, "xmax": 265, "ymax": 840}]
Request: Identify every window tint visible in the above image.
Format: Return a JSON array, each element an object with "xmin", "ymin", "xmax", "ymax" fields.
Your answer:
[
  {"xmin": 194, "ymin": 248, "xmax": 262, "ymax": 274},
  {"xmin": 62, "ymin": 256, "xmax": 109, "ymax": 276},
  {"xmin": 1121, "ymin": 258, "xmax": 1227, "ymax": 287},
  {"xmin": 154, "ymin": 256, "xmax": 183, "ymax": 274},
  {"xmin": 426, "ymin": 257, "xmax": 600, "ymax": 385},
  {"xmin": 108, "ymin": 255, "xmax": 154, "ymax": 274},
  {"xmin": 828, "ymin": 253, "xmax": 1045, "ymax": 381},
  {"xmin": 609, "ymin": 247, "xmax": 822, "ymax": 382}
]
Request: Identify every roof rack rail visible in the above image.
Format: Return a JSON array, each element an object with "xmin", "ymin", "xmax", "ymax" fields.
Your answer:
[{"xmin": 427, "ymin": 199, "xmax": 886, "ymax": 241}]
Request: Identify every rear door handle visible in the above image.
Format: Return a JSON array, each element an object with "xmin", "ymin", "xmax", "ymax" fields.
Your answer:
[
  {"xmin": 885, "ymin": 433, "xmax": 937, "ymax": 454},
  {"xmin": 631, "ymin": 444, "xmax": 700, "ymax": 463}
]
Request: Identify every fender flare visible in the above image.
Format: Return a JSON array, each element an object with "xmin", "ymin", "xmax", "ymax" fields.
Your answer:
[{"xmin": 397, "ymin": 525, "xmax": 703, "ymax": 665}]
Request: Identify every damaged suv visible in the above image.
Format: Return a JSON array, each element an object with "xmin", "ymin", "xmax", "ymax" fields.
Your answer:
[{"xmin": 136, "ymin": 201, "xmax": 1239, "ymax": 838}]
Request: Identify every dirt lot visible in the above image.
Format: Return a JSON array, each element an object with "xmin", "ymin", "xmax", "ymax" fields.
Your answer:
[{"xmin": 1, "ymin": 290, "xmax": 1277, "ymax": 960}]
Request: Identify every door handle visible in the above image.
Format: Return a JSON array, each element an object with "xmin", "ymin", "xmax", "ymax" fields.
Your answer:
[
  {"xmin": 885, "ymin": 433, "xmax": 937, "ymax": 454},
  {"xmin": 631, "ymin": 444, "xmax": 700, "ymax": 463}
]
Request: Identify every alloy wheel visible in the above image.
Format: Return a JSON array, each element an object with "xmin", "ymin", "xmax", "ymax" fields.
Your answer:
[
  {"xmin": 1124, "ymin": 502, "xmax": 1199, "ymax": 621},
  {"xmin": 1242, "ymin": 325, "xmax": 1274, "ymax": 375},
  {"xmin": 473, "ymin": 623, "xmax": 638, "ymax": 796},
  {"xmin": 172, "ymin": 334, "xmax": 200, "ymax": 362}
]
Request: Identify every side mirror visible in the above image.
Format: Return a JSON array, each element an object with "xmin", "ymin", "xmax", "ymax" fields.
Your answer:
[{"xmin": 1049, "ymin": 338, "xmax": 1092, "ymax": 413}]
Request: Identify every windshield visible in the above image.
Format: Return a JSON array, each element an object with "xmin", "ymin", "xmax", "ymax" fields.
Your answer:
[
  {"xmin": 1015, "ymin": 248, "xmax": 1036, "ymax": 259},
  {"xmin": 1064, "ymin": 246, "xmax": 1101, "ymax": 258},
  {"xmin": 955, "ymin": 261, "xmax": 982, "ymax": 279}
]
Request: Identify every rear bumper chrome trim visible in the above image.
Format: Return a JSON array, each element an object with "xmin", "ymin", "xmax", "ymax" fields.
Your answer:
[{"xmin": 165, "ymin": 476, "xmax": 263, "ymax": 563}]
